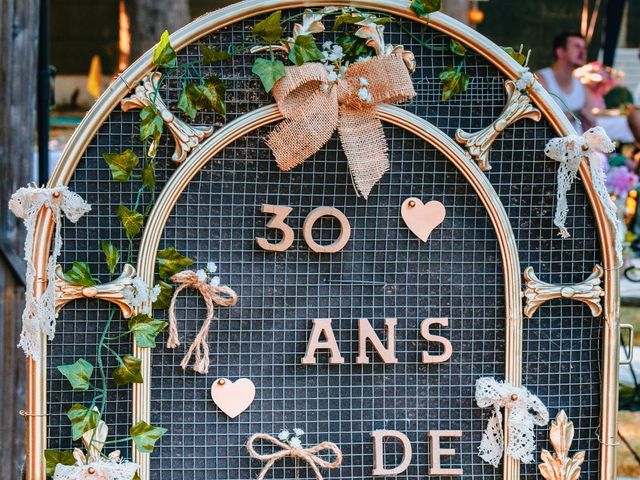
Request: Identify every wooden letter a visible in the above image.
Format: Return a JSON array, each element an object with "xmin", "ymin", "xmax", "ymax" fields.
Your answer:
[{"xmin": 301, "ymin": 318, "xmax": 345, "ymax": 364}]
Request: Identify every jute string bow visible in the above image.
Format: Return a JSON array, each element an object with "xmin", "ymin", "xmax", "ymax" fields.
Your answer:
[
  {"xmin": 544, "ymin": 126, "xmax": 622, "ymax": 264},
  {"xmin": 246, "ymin": 433, "xmax": 343, "ymax": 480},
  {"xmin": 9, "ymin": 185, "xmax": 91, "ymax": 360},
  {"xmin": 267, "ymin": 54, "xmax": 416, "ymax": 199},
  {"xmin": 475, "ymin": 377, "xmax": 549, "ymax": 467},
  {"xmin": 167, "ymin": 270, "xmax": 238, "ymax": 374}
]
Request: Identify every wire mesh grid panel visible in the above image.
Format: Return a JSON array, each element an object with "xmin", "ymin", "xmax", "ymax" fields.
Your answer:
[{"xmin": 44, "ymin": 5, "xmax": 603, "ymax": 480}]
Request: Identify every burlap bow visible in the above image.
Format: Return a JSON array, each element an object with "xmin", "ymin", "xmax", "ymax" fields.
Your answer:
[
  {"xmin": 544, "ymin": 126, "xmax": 622, "ymax": 264},
  {"xmin": 9, "ymin": 185, "xmax": 91, "ymax": 360},
  {"xmin": 167, "ymin": 270, "xmax": 238, "ymax": 374},
  {"xmin": 266, "ymin": 54, "xmax": 416, "ymax": 199},
  {"xmin": 246, "ymin": 433, "xmax": 343, "ymax": 480},
  {"xmin": 475, "ymin": 377, "xmax": 549, "ymax": 467}
]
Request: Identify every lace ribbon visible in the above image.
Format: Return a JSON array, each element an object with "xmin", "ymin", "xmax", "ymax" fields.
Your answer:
[
  {"xmin": 167, "ymin": 270, "xmax": 238, "ymax": 374},
  {"xmin": 9, "ymin": 185, "xmax": 91, "ymax": 360},
  {"xmin": 246, "ymin": 433, "xmax": 343, "ymax": 480},
  {"xmin": 544, "ymin": 126, "xmax": 622, "ymax": 264},
  {"xmin": 475, "ymin": 377, "xmax": 549, "ymax": 467}
]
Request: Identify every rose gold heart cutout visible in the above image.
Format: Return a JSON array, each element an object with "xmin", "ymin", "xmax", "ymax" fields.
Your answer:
[
  {"xmin": 211, "ymin": 378, "xmax": 256, "ymax": 419},
  {"xmin": 401, "ymin": 198, "xmax": 446, "ymax": 242}
]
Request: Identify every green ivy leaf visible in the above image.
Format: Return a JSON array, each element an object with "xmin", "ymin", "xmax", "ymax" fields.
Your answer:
[
  {"xmin": 288, "ymin": 34, "xmax": 324, "ymax": 66},
  {"xmin": 57, "ymin": 358, "xmax": 93, "ymax": 391},
  {"xmin": 67, "ymin": 404, "xmax": 99, "ymax": 441},
  {"xmin": 62, "ymin": 262, "xmax": 97, "ymax": 287},
  {"xmin": 336, "ymin": 33, "xmax": 373, "ymax": 64},
  {"xmin": 44, "ymin": 449, "xmax": 76, "ymax": 476},
  {"xmin": 141, "ymin": 161, "xmax": 155, "ymax": 190},
  {"xmin": 410, "ymin": 0, "xmax": 441, "ymax": 18},
  {"xmin": 251, "ymin": 58, "xmax": 286, "ymax": 93},
  {"xmin": 200, "ymin": 45, "xmax": 232, "ymax": 64},
  {"xmin": 439, "ymin": 66, "xmax": 469, "ymax": 101},
  {"xmin": 252, "ymin": 10, "xmax": 283, "ymax": 44},
  {"xmin": 450, "ymin": 39, "xmax": 467, "ymax": 56},
  {"xmin": 503, "ymin": 46, "xmax": 527, "ymax": 66},
  {"xmin": 113, "ymin": 355, "xmax": 143, "ymax": 385},
  {"xmin": 130, "ymin": 421, "xmax": 167, "ymax": 453},
  {"xmin": 178, "ymin": 78, "xmax": 226, "ymax": 119},
  {"xmin": 102, "ymin": 149, "xmax": 139, "ymax": 182},
  {"xmin": 333, "ymin": 13, "xmax": 365, "ymax": 30},
  {"xmin": 157, "ymin": 247, "xmax": 193, "ymax": 280},
  {"xmin": 101, "ymin": 241, "xmax": 120, "ymax": 274},
  {"xmin": 128, "ymin": 314, "xmax": 167, "ymax": 348},
  {"xmin": 139, "ymin": 106, "xmax": 164, "ymax": 144},
  {"xmin": 152, "ymin": 281, "xmax": 173, "ymax": 309},
  {"xmin": 117, "ymin": 205, "xmax": 144, "ymax": 240},
  {"xmin": 152, "ymin": 30, "xmax": 176, "ymax": 67}
]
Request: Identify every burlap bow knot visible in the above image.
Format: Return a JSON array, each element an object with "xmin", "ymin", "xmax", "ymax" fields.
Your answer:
[
  {"xmin": 267, "ymin": 54, "xmax": 416, "ymax": 199},
  {"xmin": 475, "ymin": 377, "xmax": 549, "ymax": 467},
  {"xmin": 167, "ymin": 270, "xmax": 238, "ymax": 374},
  {"xmin": 246, "ymin": 433, "xmax": 343, "ymax": 480},
  {"xmin": 544, "ymin": 126, "xmax": 622, "ymax": 264}
]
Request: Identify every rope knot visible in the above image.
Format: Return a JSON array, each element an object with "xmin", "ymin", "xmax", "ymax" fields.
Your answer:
[
  {"xmin": 246, "ymin": 433, "xmax": 342, "ymax": 480},
  {"xmin": 167, "ymin": 268, "xmax": 238, "ymax": 374}
]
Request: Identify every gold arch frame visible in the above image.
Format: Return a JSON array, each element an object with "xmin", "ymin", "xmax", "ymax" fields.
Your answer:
[{"xmin": 27, "ymin": 1, "xmax": 620, "ymax": 479}]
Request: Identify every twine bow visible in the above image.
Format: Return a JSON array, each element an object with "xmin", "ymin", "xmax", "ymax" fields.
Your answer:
[
  {"xmin": 544, "ymin": 126, "xmax": 622, "ymax": 264},
  {"xmin": 9, "ymin": 185, "xmax": 91, "ymax": 360},
  {"xmin": 167, "ymin": 270, "xmax": 238, "ymax": 374},
  {"xmin": 475, "ymin": 377, "xmax": 549, "ymax": 467},
  {"xmin": 246, "ymin": 433, "xmax": 343, "ymax": 480},
  {"xmin": 267, "ymin": 54, "xmax": 416, "ymax": 199}
]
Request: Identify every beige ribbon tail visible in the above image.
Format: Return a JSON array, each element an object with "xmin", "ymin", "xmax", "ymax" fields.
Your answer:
[{"xmin": 338, "ymin": 105, "xmax": 388, "ymax": 199}]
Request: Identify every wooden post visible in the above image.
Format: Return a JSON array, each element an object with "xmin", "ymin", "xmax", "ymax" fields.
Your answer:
[{"xmin": 0, "ymin": 0, "xmax": 40, "ymax": 477}]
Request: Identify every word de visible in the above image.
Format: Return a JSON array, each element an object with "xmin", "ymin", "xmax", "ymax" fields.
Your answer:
[
  {"xmin": 301, "ymin": 318, "xmax": 453, "ymax": 365},
  {"xmin": 256, "ymin": 204, "xmax": 351, "ymax": 253},
  {"xmin": 371, "ymin": 430, "xmax": 463, "ymax": 476}
]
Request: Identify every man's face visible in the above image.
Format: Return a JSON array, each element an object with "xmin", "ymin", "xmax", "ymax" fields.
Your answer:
[{"xmin": 557, "ymin": 36, "xmax": 587, "ymax": 68}]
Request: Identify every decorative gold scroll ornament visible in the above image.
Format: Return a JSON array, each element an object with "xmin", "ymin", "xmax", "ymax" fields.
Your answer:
[
  {"xmin": 121, "ymin": 72, "xmax": 214, "ymax": 161},
  {"xmin": 539, "ymin": 411, "xmax": 585, "ymax": 480},
  {"xmin": 246, "ymin": 430, "xmax": 342, "ymax": 480},
  {"xmin": 523, "ymin": 265, "xmax": 604, "ymax": 318},
  {"xmin": 259, "ymin": 11, "xmax": 416, "ymax": 199},
  {"xmin": 55, "ymin": 263, "xmax": 140, "ymax": 319},
  {"xmin": 456, "ymin": 71, "xmax": 541, "ymax": 171}
]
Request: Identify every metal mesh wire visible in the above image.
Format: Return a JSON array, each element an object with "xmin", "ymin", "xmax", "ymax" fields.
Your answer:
[{"xmin": 47, "ymin": 6, "xmax": 601, "ymax": 480}]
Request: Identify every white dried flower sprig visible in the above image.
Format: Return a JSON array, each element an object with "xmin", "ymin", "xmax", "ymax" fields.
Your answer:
[
  {"xmin": 122, "ymin": 276, "xmax": 160, "ymax": 315},
  {"xmin": 514, "ymin": 70, "xmax": 535, "ymax": 93},
  {"xmin": 195, "ymin": 261, "xmax": 221, "ymax": 287},
  {"xmin": 278, "ymin": 427, "xmax": 306, "ymax": 449}
]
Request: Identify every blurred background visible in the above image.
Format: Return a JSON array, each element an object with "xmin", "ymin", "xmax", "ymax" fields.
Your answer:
[{"xmin": 1, "ymin": 0, "xmax": 640, "ymax": 477}]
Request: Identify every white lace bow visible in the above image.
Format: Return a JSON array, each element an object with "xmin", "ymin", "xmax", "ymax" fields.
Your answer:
[
  {"xmin": 475, "ymin": 377, "xmax": 549, "ymax": 467},
  {"xmin": 9, "ymin": 185, "xmax": 91, "ymax": 360},
  {"xmin": 544, "ymin": 126, "xmax": 622, "ymax": 264}
]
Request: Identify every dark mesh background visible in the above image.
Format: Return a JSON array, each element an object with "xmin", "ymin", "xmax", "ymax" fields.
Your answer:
[{"xmin": 47, "ymin": 6, "xmax": 602, "ymax": 480}]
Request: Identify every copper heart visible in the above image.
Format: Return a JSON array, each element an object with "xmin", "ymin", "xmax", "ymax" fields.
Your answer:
[
  {"xmin": 401, "ymin": 198, "xmax": 446, "ymax": 242},
  {"xmin": 211, "ymin": 378, "xmax": 256, "ymax": 418}
]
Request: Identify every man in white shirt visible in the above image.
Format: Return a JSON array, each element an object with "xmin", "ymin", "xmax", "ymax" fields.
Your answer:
[{"xmin": 537, "ymin": 32, "xmax": 597, "ymax": 133}]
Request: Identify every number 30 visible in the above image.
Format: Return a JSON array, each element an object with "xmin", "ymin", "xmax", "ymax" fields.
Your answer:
[{"xmin": 256, "ymin": 204, "xmax": 351, "ymax": 253}]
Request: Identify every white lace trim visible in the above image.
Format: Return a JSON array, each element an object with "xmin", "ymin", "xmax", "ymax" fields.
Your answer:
[
  {"xmin": 52, "ymin": 459, "xmax": 138, "ymax": 480},
  {"xmin": 544, "ymin": 126, "xmax": 622, "ymax": 265},
  {"xmin": 8, "ymin": 185, "xmax": 91, "ymax": 360},
  {"xmin": 475, "ymin": 377, "xmax": 549, "ymax": 467}
]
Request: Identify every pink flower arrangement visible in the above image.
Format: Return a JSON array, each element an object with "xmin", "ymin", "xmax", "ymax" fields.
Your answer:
[{"xmin": 606, "ymin": 165, "xmax": 639, "ymax": 198}]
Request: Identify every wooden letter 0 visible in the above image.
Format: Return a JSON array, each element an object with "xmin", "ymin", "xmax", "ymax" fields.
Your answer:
[
  {"xmin": 256, "ymin": 204, "xmax": 295, "ymax": 252},
  {"xmin": 302, "ymin": 207, "xmax": 351, "ymax": 253}
]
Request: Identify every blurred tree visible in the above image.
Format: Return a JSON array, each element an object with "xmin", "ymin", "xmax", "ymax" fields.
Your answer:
[
  {"xmin": 442, "ymin": 0, "xmax": 469, "ymax": 25},
  {"xmin": 127, "ymin": 0, "xmax": 190, "ymax": 60}
]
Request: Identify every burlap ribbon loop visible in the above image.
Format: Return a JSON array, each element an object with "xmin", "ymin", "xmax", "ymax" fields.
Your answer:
[
  {"xmin": 267, "ymin": 54, "xmax": 416, "ymax": 199},
  {"xmin": 475, "ymin": 377, "xmax": 549, "ymax": 467},
  {"xmin": 246, "ymin": 433, "xmax": 343, "ymax": 480},
  {"xmin": 167, "ymin": 270, "xmax": 238, "ymax": 374}
]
